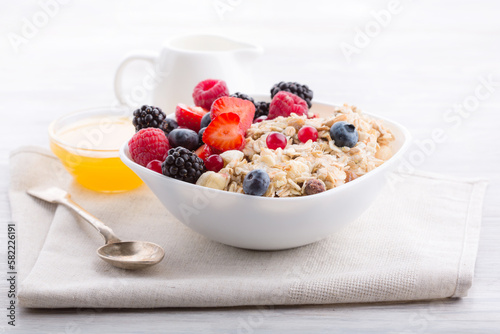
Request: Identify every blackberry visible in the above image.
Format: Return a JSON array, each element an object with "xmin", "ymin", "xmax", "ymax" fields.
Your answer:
[
  {"xmin": 132, "ymin": 105, "xmax": 166, "ymax": 131},
  {"xmin": 270, "ymin": 82, "xmax": 313, "ymax": 108},
  {"xmin": 160, "ymin": 118, "xmax": 178, "ymax": 136},
  {"xmin": 254, "ymin": 101, "xmax": 270, "ymax": 119},
  {"xmin": 162, "ymin": 147, "xmax": 205, "ymax": 184},
  {"xmin": 230, "ymin": 92, "xmax": 255, "ymax": 104}
]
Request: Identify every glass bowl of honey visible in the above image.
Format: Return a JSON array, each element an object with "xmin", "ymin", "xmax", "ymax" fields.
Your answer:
[{"xmin": 49, "ymin": 107, "xmax": 143, "ymax": 193}]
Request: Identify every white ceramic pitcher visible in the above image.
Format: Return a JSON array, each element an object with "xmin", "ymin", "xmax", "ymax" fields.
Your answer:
[{"xmin": 114, "ymin": 34, "xmax": 263, "ymax": 113}]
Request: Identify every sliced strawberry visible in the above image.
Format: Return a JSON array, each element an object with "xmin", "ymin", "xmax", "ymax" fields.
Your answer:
[
  {"xmin": 211, "ymin": 97, "xmax": 255, "ymax": 133},
  {"xmin": 203, "ymin": 112, "xmax": 245, "ymax": 152},
  {"xmin": 195, "ymin": 144, "xmax": 213, "ymax": 161},
  {"xmin": 175, "ymin": 104, "xmax": 208, "ymax": 132}
]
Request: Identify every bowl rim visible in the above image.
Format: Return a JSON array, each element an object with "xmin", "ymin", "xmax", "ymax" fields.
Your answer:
[
  {"xmin": 48, "ymin": 106, "xmax": 132, "ymax": 153},
  {"xmin": 120, "ymin": 98, "xmax": 412, "ymax": 201}
]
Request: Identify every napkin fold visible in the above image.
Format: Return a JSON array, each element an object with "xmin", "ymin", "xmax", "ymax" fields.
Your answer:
[{"xmin": 9, "ymin": 146, "xmax": 488, "ymax": 308}]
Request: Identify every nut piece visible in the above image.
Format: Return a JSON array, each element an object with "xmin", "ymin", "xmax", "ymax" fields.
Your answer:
[
  {"xmin": 220, "ymin": 150, "xmax": 245, "ymax": 165},
  {"xmin": 196, "ymin": 171, "xmax": 230, "ymax": 190},
  {"xmin": 375, "ymin": 145, "xmax": 392, "ymax": 161},
  {"xmin": 345, "ymin": 170, "xmax": 358, "ymax": 183},
  {"xmin": 303, "ymin": 179, "xmax": 326, "ymax": 196},
  {"xmin": 285, "ymin": 160, "xmax": 310, "ymax": 180}
]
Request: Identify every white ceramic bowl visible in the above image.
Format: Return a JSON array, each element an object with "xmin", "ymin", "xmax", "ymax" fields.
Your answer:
[{"xmin": 120, "ymin": 98, "xmax": 411, "ymax": 250}]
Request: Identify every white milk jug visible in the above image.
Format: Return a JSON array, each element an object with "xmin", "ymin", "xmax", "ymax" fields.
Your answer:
[{"xmin": 114, "ymin": 34, "xmax": 262, "ymax": 113}]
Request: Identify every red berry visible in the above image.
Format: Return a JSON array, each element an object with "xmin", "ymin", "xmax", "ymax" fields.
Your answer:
[
  {"xmin": 195, "ymin": 144, "xmax": 213, "ymax": 161},
  {"xmin": 192, "ymin": 79, "xmax": 229, "ymax": 110},
  {"xmin": 205, "ymin": 154, "xmax": 224, "ymax": 172},
  {"xmin": 268, "ymin": 91, "xmax": 308, "ymax": 120},
  {"xmin": 211, "ymin": 96, "xmax": 255, "ymax": 133},
  {"xmin": 254, "ymin": 116, "xmax": 268, "ymax": 123},
  {"xmin": 175, "ymin": 103, "xmax": 207, "ymax": 132},
  {"xmin": 203, "ymin": 112, "xmax": 245, "ymax": 153},
  {"xmin": 266, "ymin": 132, "xmax": 287, "ymax": 150},
  {"xmin": 128, "ymin": 128, "xmax": 170, "ymax": 167},
  {"xmin": 298, "ymin": 126, "xmax": 318, "ymax": 143},
  {"xmin": 146, "ymin": 160, "xmax": 163, "ymax": 173}
]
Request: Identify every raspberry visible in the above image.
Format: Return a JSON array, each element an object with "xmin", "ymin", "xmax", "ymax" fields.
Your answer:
[
  {"xmin": 268, "ymin": 91, "xmax": 308, "ymax": 120},
  {"xmin": 192, "ymin": 79, "xmax": 229, "ymax": 110},
  {"xmin": 270, "ymin": 81, "xmax": 313, "ymax": 108},
  {"xmin": 128, "ymin": 128, "xmax": 170, "ymax": 167}
]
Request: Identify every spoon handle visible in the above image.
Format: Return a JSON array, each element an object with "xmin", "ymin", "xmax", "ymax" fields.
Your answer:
[{"xmin": 59, "ymin": 196, "xmax": 122, "ymax": 244}]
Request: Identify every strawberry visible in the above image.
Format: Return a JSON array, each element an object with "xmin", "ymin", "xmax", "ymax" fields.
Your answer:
[
  {"xmin": 175, "ymin": 104, "xmax": 208, "ymax": 132},
  {"xmin": 211, "ymin": 97, "xmax": 255, "ymax": 133},
  {"xmin": 203, "ymin": 112, "xmax": 245, "ymax": 152},
  {"xmin": 195, "ymin": 144, "xmax": 213, "ymax": 161}
]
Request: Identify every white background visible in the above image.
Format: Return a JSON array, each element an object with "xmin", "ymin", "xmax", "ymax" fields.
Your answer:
[{"xmin": 1, "ymin": 0, "xmax": 499, "ymax": 333}]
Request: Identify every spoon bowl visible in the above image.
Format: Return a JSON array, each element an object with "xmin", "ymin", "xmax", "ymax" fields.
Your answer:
[
  {"xmin": 97, "ymin": 241, "xmax": 165, "ymax": 270},
  {"xmin": 27, "ymin": 186, "xmax": 165, "ymax": 270}
]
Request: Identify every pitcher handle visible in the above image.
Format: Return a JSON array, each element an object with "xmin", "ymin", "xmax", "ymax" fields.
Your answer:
[{"xmin": 114, "ymin": 51, "xmax": 159, "ymax": 107}]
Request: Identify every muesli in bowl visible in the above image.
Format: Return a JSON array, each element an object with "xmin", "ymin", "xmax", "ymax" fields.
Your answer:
[
  {"xmin": 120, "ymin": 79, "xmax": 411, "ymax": 249},
  {"xmin": 125, "ymin": 79, "xmax": 394, "ymax": 198},
  {"xmin": 218, "ymin": 104, "xmax": 393, "ymax": 197}
]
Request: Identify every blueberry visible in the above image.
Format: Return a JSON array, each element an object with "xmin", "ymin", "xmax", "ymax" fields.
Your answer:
[
  {"xmin": 329, "ymin": 121, "xmax": 358, "ymax": 148},
  {"xmin": 168, "ymin": 128, "xmax": 199, "ymax": 151},
  {"xmin": 160, "ymin": 118, "xmax": 178, "ymax": 136},
  {"xmin": 198, "ymin": 127, "xmax": 206, "ymax": 146},
  {"xmin": 243, "ymin": 169, "xmax": 270, "ymax": 196},
  {"xmin": 200, "ymin": 112, "xmax": 212, "ymax": 129}
]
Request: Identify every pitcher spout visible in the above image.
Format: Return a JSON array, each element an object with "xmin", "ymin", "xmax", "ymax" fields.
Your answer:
[{"xmin": 234, "ymin": 43, "xmax": 263, "ymax": 63}]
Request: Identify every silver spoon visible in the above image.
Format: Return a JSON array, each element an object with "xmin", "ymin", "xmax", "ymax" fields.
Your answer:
[{"xmin": 27, "ymin": 187, "xmax": 165, "ymax": 270}]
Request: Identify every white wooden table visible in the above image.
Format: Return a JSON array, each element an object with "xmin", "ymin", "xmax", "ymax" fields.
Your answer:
[{"xmin": 1, "ymin": 0, "xmax": 499, "ymax": 332}]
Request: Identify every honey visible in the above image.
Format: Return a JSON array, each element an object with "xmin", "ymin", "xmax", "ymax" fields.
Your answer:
[{"xmin": 50, "ymin": 115, "xmax": 142, "ymax": 192}]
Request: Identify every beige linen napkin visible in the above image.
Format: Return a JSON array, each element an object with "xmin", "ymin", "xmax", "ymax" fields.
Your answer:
[{"xmin": 9, "ymin": 146, "xmax": 488, "ymax": 308}]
